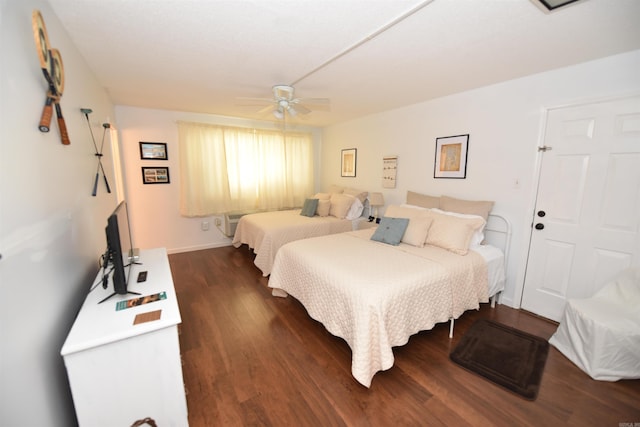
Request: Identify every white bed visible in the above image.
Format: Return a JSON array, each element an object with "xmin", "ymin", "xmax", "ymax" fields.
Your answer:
[
  {"xmin": 267, "ymin": 210, "xmax": 510, "ymax": 387},
  {"xmin": 232, "ymin": 187, "xmax": 369, "ymax": 276},
  {"xmin": 232, "ymin": 209, "xmax": 360, "ymax": 276}
]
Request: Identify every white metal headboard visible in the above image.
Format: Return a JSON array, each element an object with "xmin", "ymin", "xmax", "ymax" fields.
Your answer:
[
  {"xmin": 485, "ymin": 213, "xmax": 511, "ymax": 258},
  {"xmin": 484, "ymin": 213, "xmax": 512, "ymax": 303}
]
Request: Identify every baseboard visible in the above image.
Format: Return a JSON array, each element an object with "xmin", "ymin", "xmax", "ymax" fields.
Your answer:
[
  {"xmin": 497, "ymin": 295, "xmax": 517, "ymax": 309},
  {"xmin": 167, "ymin": 241, "xmax": 233, "ymax": 255}
]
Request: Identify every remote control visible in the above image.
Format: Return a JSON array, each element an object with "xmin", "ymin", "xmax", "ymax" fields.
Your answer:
[{"xmin": 137, "ymin": 271, "xmax": 148, "ymax": 282}]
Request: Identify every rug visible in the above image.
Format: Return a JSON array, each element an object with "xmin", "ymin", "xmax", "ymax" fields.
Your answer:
[{"xmin": 449, "ymin": 319, "xmax": 549, "ymax": 400}]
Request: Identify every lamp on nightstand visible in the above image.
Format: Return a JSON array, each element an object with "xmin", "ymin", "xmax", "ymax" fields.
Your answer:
[{"xmin": 368, "ymin": 192, "xmax": 384, "ymax": 223}]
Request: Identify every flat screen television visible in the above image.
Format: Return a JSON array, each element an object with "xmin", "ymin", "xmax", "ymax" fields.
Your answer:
[{"xmin": 101, "ymin": 201, "xmax": 139, "ymax": 303}]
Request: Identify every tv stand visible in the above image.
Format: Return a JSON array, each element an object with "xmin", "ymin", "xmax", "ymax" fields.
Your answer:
[
  {"xmin": 61, "ymin": 248, "xmax": 188, "ymax": 426},
  {"xmin": 97, "ymin": 290, "xmax": 141, "ymax": 304}
]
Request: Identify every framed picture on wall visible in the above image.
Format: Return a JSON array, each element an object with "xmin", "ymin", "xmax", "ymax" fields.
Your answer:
[
  {"xmin": 341, "ymin": 148, "xmax": 357, "ymax": 177},
  {"xmin": 139, "ymin": 142, "xmax": 168, "ymax": 160},
  {"xmin": 142, "ymin": 167, "xmax": 170, "ymax": 184},
  {"xmin": 434, "ymin": 134, "xmax": 469, "ymax": 179}
]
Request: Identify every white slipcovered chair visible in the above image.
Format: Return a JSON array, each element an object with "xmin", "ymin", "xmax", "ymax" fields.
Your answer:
[{"xmin": 549, "ymin": 268, "xmax": 640, "ymax": 381}]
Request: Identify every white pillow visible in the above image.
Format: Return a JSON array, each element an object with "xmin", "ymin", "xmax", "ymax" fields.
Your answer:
[
  {"xmin": 313, "ymin": 192, "xmax": 331, "ymax": 200},
  {"xmin": 327, "ymin": 185, "xmax": 344, "ymax": 194},
  {"xmin": 384, "ymin": 204, "xmax": 433, "ymax": 247},
  {"xmin": 344, "ymin": 187, "xmax": 368, "ymax": 204},
  {"xmin": 329, "ymin": 193, "xmax": 355, "ymax": 219},
  {"xmin": 400, "ymin": 203, "xmax": 430, "ymax": 211},
  {"xmin": 345, "ymin": 196, "xmax": 364, "ymax": 220},
  {"xmin": 431, "ymin": 208, "xmax": 486, "ymax": 247},
  {"xmin": 316, "ymin": 199, "xmax": 330, "ymax": 217},
  {"xmin": 426, "ymin": 210, "xmax": 486, "ymax": 255}
]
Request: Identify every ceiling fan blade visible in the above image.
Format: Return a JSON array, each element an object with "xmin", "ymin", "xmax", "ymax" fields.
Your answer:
[
  {"xmin": 292, "ymin": 97, "xmax": 330, "ymax": 110},
  {"xmin": 296, "ymin": 98, "xmax": 330, "ymax": 106},
  {"xmin": 293, "ymin": 101, "xmax": 330, "ymax": 112},
  {"xmin": 257, "ymin": 104, "xmax": 275, "ymax": 115},
  {"xmin": 291, "ymin": 104, "xmax": 311, "ymax": 115},
  {"xmin": 236, "ymin": 97, "xmax": 274, "ymax": 106}
]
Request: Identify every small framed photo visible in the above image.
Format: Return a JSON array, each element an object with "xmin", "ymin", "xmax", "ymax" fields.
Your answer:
[
  {"xmin": 142, "ymin": 167, "xmax": 170, "ymax": 184},
  {"xmin": 139, "ymin": 142, "xmax": 168, "ymax": 160},
  {"xmin": 434, "ymin": 134, "xmax": 469, "ymax": 179},
  {"xmin": 341, "ymin": 148, "xmax": 357, "ymax": 177}
]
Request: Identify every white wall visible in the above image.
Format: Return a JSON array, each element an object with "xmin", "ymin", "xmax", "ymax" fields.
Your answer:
[
  {"xmin": 114, "ymin": 106, "xmax": 323, "ymax": 253},
  {"xmin": 0, "ymin": 0, "xmax": 117, "ymax": 425},
  {"xmin": 2, "ymin": 3, "xmax": 635, "ymax": 421},
  {"xmin": 321, "ymin": 50, "xmax": 640, "ymax": 307}
]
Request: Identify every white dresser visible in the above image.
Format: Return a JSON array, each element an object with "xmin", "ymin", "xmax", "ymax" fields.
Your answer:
[{"xmin": 61, "ymin": 247, "xmax": 188, "ymax": 426}]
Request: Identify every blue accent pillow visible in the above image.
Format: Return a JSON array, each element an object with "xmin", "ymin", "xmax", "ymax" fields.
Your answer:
[
  {"xmin": 370, "ymin": 217, "xmax": 410, "ymax": 245},
  {"xmin": 300, "ymin": 198, "xmax": 319, "ymax": 217}
]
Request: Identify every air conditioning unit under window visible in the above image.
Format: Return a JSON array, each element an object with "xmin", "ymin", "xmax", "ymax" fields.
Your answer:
[{"xmin": 223, "ymin": 211, "xmax": 258, "ymax": 237}]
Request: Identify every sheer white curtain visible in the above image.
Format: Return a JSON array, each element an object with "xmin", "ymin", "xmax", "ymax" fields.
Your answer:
[{"xmin": 178, "ymin": 121, "xmax": 313, "ymax": 216}]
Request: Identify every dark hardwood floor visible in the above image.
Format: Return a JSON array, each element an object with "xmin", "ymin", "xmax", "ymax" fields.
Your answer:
[{"xmin": 169, "ymin": 246, "xmax": 640, "ymax": 427}]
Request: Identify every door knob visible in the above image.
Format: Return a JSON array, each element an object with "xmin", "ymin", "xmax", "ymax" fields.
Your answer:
[
  {"xmin": 537, "ymin": 210, "xmax": 546, "ymax": 217},
  {"xmin": 535, "ymin": 223, "xmax": 544, "ymax": 230}
]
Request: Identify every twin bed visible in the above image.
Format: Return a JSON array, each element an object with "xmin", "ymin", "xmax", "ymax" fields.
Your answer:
[
  {"xmin": 234, "ymin": 190, "xmax": 510, "ymax": 387},
  {"xmin": 232, "ymin": 186, "xmax": 368, "ymax": 276}
]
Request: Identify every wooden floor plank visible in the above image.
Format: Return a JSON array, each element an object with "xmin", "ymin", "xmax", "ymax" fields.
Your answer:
[{"xmin": 170, "ymin": 246, "xmax": 640, "ymax": 426}]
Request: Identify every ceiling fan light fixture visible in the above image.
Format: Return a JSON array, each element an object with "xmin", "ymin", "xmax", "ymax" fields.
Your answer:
[
  {"xmin": 243, "ymin": 83, "xmax": 329, "ymax": 120},
  {"xmin": 273, "ymin": 85, "xmax": 294, "ymax": 101}
]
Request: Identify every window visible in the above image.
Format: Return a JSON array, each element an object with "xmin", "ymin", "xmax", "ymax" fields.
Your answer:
[{"xmin": 178, "ymin": 121, "xmax": 314, "ymax": 216}]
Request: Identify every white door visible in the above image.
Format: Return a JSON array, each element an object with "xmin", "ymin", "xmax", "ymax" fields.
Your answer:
[{"xmin": 521, "ymin": 96, "xmax": 640, "ymax": 321}]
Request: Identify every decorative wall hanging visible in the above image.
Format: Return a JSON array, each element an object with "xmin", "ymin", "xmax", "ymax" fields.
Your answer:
[
  {"xmin": 81, "ymin": 108, "xmax": 112, "ymax": 196},
  {"xmin": 142, "ymin": 167, "xmax": 170, "ymax": 184},
  {"xmin": 32, "ymin": 9, "xmax": 69, "ymax": 145},
  {"xmin": 434, "ymin": 134, "xmax": 469, "ymax": 179},
  {"xmin": 139, "ymin": 142, "xmax": 168, "ymax": 160},
  {"xmin": 382, "ymin": 156, "xmax": 397, "ymax": 188},
  {"xmin": 341, "ymin": 148, "xmax": 357, "ymax": 177}
]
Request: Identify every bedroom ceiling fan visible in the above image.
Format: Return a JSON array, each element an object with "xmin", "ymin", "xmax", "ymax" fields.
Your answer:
[{"xmin": 239, "ymin": 85, "xmax": 330, "ymax": 120}]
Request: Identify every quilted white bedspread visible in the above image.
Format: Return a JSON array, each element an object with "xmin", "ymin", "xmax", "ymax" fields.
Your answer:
[
  {"xmin": 267, "ymin": 229, "xmax": 490, "ymax": 387},
  {"xmin": 232, "ymin": 209, "xmax": 354, "ymax": 276}
]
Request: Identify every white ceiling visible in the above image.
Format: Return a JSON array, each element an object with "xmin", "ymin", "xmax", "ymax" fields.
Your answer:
[{"xmin": 48, "ymin": 0, "xmax": 640, "ymax": 127}]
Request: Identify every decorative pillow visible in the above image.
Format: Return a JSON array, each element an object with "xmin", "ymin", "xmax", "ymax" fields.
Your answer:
[
  {"xmin": 425, "ymin": 210, "xmax": 486, "ymax": 255},
  {"xmin": 370, "ymin": 217, "xmax": 410, "ymax": 246},
  {"xmin": 440, "ymin": 195, "xmax": 494, "ymax": 222},
  {"xmin": 300, "ymin": 198, "xmax": 319, "ymax": 217},
  {"xmin": 327, "ymin": 185, "xmax": 345, "ymax": 194},
  {"xmin": 329, "ymin": 193, "xmax": 354, "ymax": 219},
  {"xmin": 431, "ymin": 208, "xmax": 486, "ymax": 247},
  {"xmin": 406, "ymin": 191, "xmax": 440, "ymax": 209},
  {"xmin": 403, "ymin": 217, "xmax": 433, "ymax": 247},
  {"xmin": 313, "ymin": 192, "xmax": 331, "ymax": 200},
  {"xmin": 345, "ymin": 196, "xmax": 364, "ymax": 220},
  {"xmin": 344, "ymin": 187, "xmax": 368, "ymax": 204},
  {"xmin": 384, "ymin": 205, "xmax": 433, "ymax": 247},
  {"xmin": 316, "ymin": 199, "xmax": 330, "ymax": 217}
]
